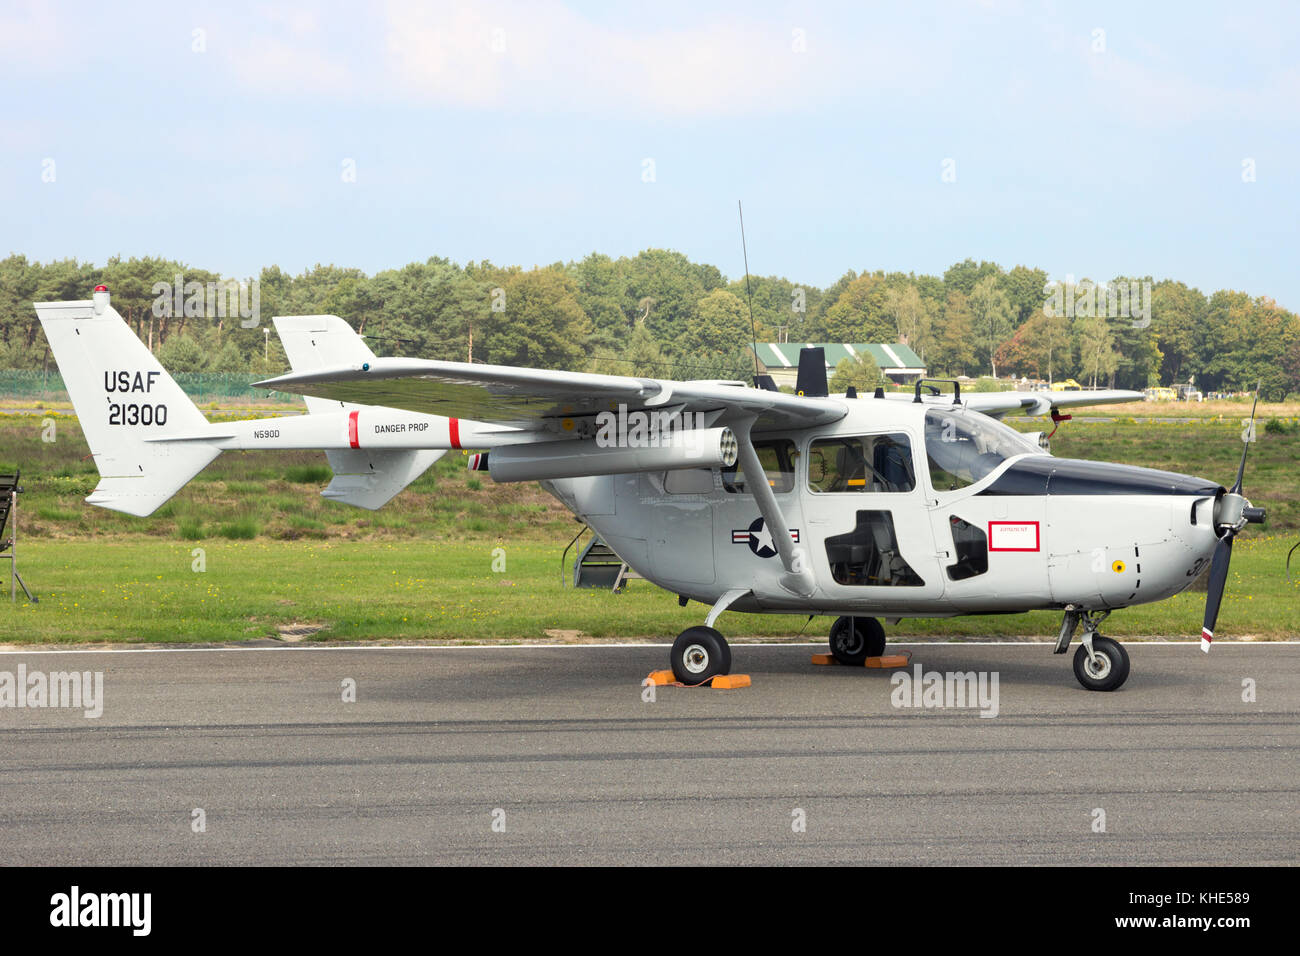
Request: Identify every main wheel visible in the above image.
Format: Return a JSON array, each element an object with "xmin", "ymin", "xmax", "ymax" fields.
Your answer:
[
  {"xmin": 670, "ymin": 626, "xmax": 732, "ymax": 684},
  {"xmin": 828, "ymin": 616, "xmax": 886, "ymax": 666},
  {"xmin": 1073, "ymin": 636, "xmax": 1130, "ymax": 691}
]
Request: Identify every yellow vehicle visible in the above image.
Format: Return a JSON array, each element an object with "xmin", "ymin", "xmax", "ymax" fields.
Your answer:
[
  {"xmin": 1050, "ymin": 379, "xmax": 1083, "ymax": 391},
  {"xmin": 1145, "ymin": 387, "xmax": 1177, "ymax": 401}
]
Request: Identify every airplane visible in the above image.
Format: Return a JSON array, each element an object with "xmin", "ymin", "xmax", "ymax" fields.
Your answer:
[{"xmin": 34, "ymin": 286, "xmax": 1266, "ymax": 692}]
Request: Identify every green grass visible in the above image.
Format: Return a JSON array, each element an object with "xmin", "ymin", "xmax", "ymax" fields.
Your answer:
[
  {"xmin": 216, "ymin": 516, "xmax": 260, "ymax": 540},
  {"xmin": 2, "ymin": 537, "xmax": 1295, "ymax": 644},
  {"xmin": 35, "ymin": 506, "xmax": 79, "ymax": 522},
  {"xmin": 284, "ymin": 464, "xmax": 333, "ymax": 484},
  {"xmin": 224, "ymin": 480, "xmax": 267, "ymax": 495}
]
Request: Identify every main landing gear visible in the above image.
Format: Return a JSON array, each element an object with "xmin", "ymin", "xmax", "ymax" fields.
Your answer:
[
  {"xmin": 1057, "ymin": 607, "xmax": 1131, "ymax": 691},
  {"xmin": 828, "ymin": 615, "xmax": 886, "ymax": 666},
  {"xmin": 670, "ymin": 614, "xmax": 891, "ymax": 682},
  {"xmin": 670, "ymin": 626, "xmax": 733, "ymax": 684}
]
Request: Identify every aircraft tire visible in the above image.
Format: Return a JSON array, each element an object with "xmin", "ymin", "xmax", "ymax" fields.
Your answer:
[
  {"xmin": 1073, "ymin": 636, "xmax": 1130, "ymax": 691},
  {"xmin": 670, "ymin": 627, "xmax": 732, "ymax": 684},
  {"xmin": 829, "ymin": 616, "xmax": 886, "ymax": 666}
]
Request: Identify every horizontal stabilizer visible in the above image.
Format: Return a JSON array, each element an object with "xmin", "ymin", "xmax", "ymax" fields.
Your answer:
[
  {"xmin": 84, "ymin": 445, "xmax": 222, "ymax": 516},
  {"xmin": 321, "ymin": 448, "xmax": 445, "ymax": 510}
]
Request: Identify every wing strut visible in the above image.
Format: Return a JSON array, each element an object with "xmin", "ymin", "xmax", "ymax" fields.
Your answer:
[{"xmin": 732, "ymin": 419, "xmax": 816, "ymax": 598}]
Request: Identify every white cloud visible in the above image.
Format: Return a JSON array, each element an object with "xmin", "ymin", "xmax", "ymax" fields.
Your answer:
[{"xmin": 220, "ymin": 0, "xmax": 848, "ymax": 114}]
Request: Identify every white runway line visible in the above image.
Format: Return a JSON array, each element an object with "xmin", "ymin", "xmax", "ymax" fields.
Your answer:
[{"xmin": 0, "ymin": 640, "xmax": 1296, "ymax": 656}]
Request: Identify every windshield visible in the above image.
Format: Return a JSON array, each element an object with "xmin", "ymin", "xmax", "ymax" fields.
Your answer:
[{"xmin": 924, "ymin": 408, "xmax": 1037, "ymax": 492}]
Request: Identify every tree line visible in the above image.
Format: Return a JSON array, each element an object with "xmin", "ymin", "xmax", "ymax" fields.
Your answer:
[{"xmin": 1, "ymin": 252, "xmax": 1296, "ymax": 400}]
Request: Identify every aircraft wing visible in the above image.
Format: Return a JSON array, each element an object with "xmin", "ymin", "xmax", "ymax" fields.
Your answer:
[
  {"xmin": 256, "ymin": 359, "xmax": 848, "ymax": 432},
  {"xmin": 960, "ymin": 388, "xmax": 1144, "ymax": 418}
]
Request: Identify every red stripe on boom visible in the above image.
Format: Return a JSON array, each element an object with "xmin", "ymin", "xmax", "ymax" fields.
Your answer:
[
  {"xmin": 348, "ymin": 410, "xmax": 360, "ymax": 449},
  {"xmin": 449, "ymin": 418, "xmax": 461, "ymax": 449}
]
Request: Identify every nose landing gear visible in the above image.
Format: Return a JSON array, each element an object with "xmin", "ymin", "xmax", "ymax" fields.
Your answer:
[{"xmin": 1058, "ymin": 607, "xmax": 1131, "ymax": 691}]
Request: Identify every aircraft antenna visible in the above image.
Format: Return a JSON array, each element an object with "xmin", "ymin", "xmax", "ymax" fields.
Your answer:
[{"xmin": 738, "ymin": 200, "xmax": 760, "ymax": 377}]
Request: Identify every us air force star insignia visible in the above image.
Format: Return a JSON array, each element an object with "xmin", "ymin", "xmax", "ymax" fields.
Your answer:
[{"xmin": 731, "ymin": 517, "xmax": 799, "ymax": 558}]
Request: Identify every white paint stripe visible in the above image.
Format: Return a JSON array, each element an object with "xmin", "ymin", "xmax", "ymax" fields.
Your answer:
[
  {"xmin": 881, "ymin": 344, "xmax": 904, "ymax": 367},
  {"xmin": 0, "ymin": 641, "xmax": 1295, "ymax": 656}
]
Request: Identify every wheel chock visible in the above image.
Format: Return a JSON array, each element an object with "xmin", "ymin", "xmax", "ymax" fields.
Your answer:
[
  {"xmin": 866, "ymin": 654, "xmax": 910, "ymax": 668},
  {"xmin": 811, "ymin": 652, "xmax": 911, "ymax": 668},
  {"xmin": 709, "ymin": 674, "xmax": 751, "ymax": 689},
  {"xmin": 642, "ymin": 670, "xmax": 751, "ymax": 689}
]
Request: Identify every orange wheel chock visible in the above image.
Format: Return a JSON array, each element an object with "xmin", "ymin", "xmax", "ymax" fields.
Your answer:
[
  {"xmin": 709, "ymin": 674, "xmax": 751, "ymax": 689},
  {"xmin": 642, "ymin": 670, "xmax": 751, "ymax": 689},
  {"xmin": 811, "ymin": 652, "xmax": 911, "ymax": 669},
  {"xmin": 865, "ymin": 654, "xmax": 910, "ymax": 668}
]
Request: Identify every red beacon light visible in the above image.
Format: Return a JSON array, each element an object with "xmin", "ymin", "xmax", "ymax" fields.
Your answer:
[{"xmin": 92, "ymin": 284, "xmax": 110, "ymax": 315}]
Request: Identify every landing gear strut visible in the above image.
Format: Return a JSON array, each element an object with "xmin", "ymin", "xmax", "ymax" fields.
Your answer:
[
  {"xmin": 1058, "ymin": 607, "xmax": 1130, "ymax": 691},
  {"xmin": 828, "ymin": 615, "xmax": 886, "ymax": 666}
]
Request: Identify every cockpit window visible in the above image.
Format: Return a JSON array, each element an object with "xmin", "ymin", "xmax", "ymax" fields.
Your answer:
[{"xmin": 924, "ymin": 409, "xmax": 1036, "ymax": 492}]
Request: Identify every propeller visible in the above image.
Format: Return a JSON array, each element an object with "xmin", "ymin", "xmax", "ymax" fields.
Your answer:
[{"xmin": 1200, "ymin": 386, "xmax": 1267, "ymax": 652}]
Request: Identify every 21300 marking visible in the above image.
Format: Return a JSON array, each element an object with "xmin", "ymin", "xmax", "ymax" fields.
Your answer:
[{"xmin": 109, "ymin": 403, "xmax": 168, "ymax": 426}]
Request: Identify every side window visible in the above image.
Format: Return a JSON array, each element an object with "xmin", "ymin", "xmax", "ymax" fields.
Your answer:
[
  {"xmin": 722, "ymin": 439, "xmax": 796, "ymax": 494},
  {"xmin": 807, "ymin": 433, "xmax": 915, "ymax": 493},
  {"xmin": 947, "ymin": 516, "xmax": 989, "ymax": 580}
]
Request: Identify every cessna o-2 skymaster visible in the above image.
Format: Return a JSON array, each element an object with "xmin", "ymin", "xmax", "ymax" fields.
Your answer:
[{"xmin": 36, "ymin": 287, "xmax": 1266, "ymax": 691}]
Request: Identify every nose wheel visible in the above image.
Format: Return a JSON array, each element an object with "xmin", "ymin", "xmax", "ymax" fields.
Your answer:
[
  {"xmin": 1058, "ymin": 609, "xmax": 1130, "ymax": 691},
  {"xmin": 1072, "ymin": 630, "xmax": 1130, "ymax": 691}
]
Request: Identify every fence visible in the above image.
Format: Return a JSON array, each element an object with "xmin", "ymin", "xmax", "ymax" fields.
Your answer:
[{"xmin": 0, "ymin": 369, "xmax": 295, "ymax": 404}]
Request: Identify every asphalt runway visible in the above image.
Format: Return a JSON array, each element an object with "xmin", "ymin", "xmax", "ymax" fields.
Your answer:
[{"xmin": 1, "ymin": 642, "xmax": 1296, "ymax": 866}]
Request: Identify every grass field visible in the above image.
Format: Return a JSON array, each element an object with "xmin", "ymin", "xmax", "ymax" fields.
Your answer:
[
  {"xmin": 3, "ymin": 537, "xmax": 1296, "ymax": 644},
  {"xmin": 0, "ymin": 406, "xmax": 1295, "ymax": 645}
]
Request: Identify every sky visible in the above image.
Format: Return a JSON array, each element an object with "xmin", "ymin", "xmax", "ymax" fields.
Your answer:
[{"xmin": 2, "ymin": 0, "xmax": 1298, "ymax": 306}]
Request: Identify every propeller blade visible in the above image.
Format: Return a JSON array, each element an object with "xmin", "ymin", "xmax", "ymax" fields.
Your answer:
[
  {"xmin": 1231, "ymin": 384, "xmax": 1261, "ymax": 494},
  {"xmin": 1200, "ymin": 533, "xmax": 1235, "ymax": 652}
]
